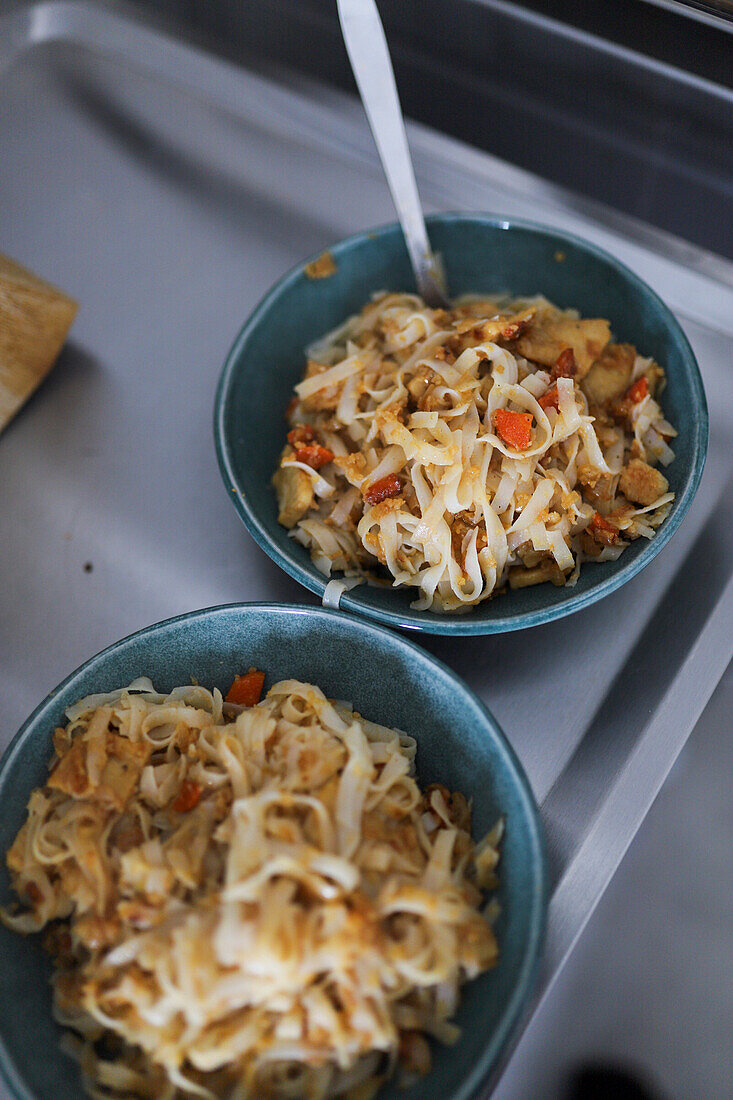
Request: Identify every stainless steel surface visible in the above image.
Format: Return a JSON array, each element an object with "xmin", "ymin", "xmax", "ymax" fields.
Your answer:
[
  {"xmin": 1, "ymin": 3, "xmax": 732, "ymax": 1095},
  {"xmin": 337, "ymin": 0, "xmax": 448, "ymax": 306},
  {"xmin": 638, "ymin": 0, "xmax": 733, "ymax": 30},
  {"xmin": 495, "ymin": 660, "xmax": 733, "ymax": 1100},
  {"xmin": 161, "ymin": 0, "xmax": 733, "ymax": 260}
]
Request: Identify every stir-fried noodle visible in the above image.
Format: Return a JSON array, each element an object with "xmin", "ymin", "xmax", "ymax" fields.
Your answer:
[
  {"xmin": 3, "ymin": 676, "xmax": 501, "ymax": 1099},
  {"xmin": 274, "ymin": 294, "xmax": 676, "ymax": 612}
]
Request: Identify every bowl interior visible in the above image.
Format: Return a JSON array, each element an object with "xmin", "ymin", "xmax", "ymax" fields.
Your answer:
[
  {"xmin": 215, "ymin": 215, "xmax": 707, "ymax": 634},
  {"xmin": 0, "ymin": 605, "xmax": 545, "ymax": 1100}
]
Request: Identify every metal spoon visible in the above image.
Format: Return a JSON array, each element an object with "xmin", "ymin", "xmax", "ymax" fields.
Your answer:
[{"xmin": 337, "ymin": 0, "xmax": 450, "ymax": 309}]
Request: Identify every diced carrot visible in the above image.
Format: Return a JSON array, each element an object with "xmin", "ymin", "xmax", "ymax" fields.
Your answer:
[
  {"xmin": 626, "ymin": 376, "xmax": 649, "ymax": 404},
  {"xmin": 551, "ymin": 347, "xmax": 577, "ymax": 380},
  {"xmin": 225, "ymin": 669, "xmax": 265, "ymax": 707},
  {"xmin": 294, "ymin": 444, "xmax": 334, "ymax": 469},
  {"xmin": 590, "ymin": 512, "xmax": 619, "ymax": 545},
  {"xmin": 287, "ymin": 425, "xmax": 315, "ymax": 447},
  {"xmin": 172, "ymin": 780, "xmax": 202, "ymax": 813},
  {"xmin": 493, "ymin": 408, "xmax": 533, "ymax": 450},
  {"xmin": 538, "ymin": 386, "xmax": 560, "ymax": 412},
  {"xmin": 364, "ymin": 474, "xmax": 402, "ymax": 506}
]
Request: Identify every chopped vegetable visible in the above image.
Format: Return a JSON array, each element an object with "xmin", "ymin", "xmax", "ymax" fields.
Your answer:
[
  {"xmin": 463, "ymin": 307, "xmax": 535, "ymax": 345},
  {"xmin": 581, "ymin": 343, "xmax": 635, "ymax": 407},
  {"xmin": 493, "ymin": 408, "xmax": 533, "ymax": 451},
  {"xmin": 172, "ymin": 780, "xmax": 202, "ymax": 814},
  {"xmin": 619, "ymin": 458, "xmax": 668, "ymax": 506},
  {"xmin": 516, "ymin": 317, "xmax": 610, "ymax": 378},
  {"xmin": 294, "ymin": 444, "xmax": 334, "ymax": 469},
  {"xmin": 273, "ymin": 458, "xmax": 314, "ymax": 527},
  {"xmin": 364, "ymin": 474, "xmax": 402, "ymax": 506},
  {"xmin": 589, "ymin": 512, "xmax": 619, "ymax": 545},
  {"xmin": 500, "ymin": 318, "xmax": 531, "ymax": 341},
  {"xmin": 551, "ymin": 347, "xmax": 577, "ymax": 380},
  {"xmin": 538, "ymin": 386, "xmax": 560, "ymax": 412},
  {"xmin": 509, "ymin": 559, "xmax": 566, "ymax": 588},
  {"xmin": 287, "ymin": 425, "xmax": 315, "ymax": 447},
  {"xmin": 225, "ymin": 669, "xmax": 265, "ymax": 707},
  {"xmin": 625, "ymin": 376, "xmax": 649, "ymax": 404}
]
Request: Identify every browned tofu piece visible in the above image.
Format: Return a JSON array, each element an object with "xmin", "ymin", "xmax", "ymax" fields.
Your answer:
[
  {"xmin": 508, "ymin": 559, "xmax": 567, "ymax": 588},
  {"xmin": 48, "ymin": 731, "xmax": 151, "ymax": 810},
  {"xmin": 454, "ymin": 307, "xmax": 536, "ymax": 344},
  {"xmin": 516, "ymin": 317, "xmax": 611, "ymax": 378},
  {"xmin": 619, "ymin": 459, "xmax": 669, "ymax": 507},
  {"xmin": 272, "ymin": 446, "xmax": 314, "ymax": 527},
  {"xmin": 452, "ymin": 298, "xmax": 503, "ymax": 321},
  {"xmin": 97, "ymin": 735, "xmax": 151, "ymax": 810},
  {"xmin": 581, "ymin": 343, "xmax": 636, "ymax": 407},
  {"xmin": 48, "ymin": 737, "xmax": 90, "ymax": 798}
]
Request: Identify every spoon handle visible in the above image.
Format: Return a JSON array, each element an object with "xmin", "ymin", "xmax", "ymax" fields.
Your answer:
[{"xmin": 337, "ymin": 0, "xmax": 449, "ymax": 307}]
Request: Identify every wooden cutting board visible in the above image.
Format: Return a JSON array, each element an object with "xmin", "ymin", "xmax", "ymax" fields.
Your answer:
[{"xmin": 0, "ymin": 254, "xmax": 78, "ymax": 434}]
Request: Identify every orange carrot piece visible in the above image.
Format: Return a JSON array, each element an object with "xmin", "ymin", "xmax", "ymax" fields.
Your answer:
[
  {"xmin": 364, "ymin": 474, "xmax": 402, "ymax": 506},
  {"xmin": 294, "ymin": 444, "xmax": 334, "ymax": 469},
  {"xmin": 501, "ymin": 321, "xmax": 524, "ymax": 340},
  {"xmin": 590, "ymin": 512, "xmax": 620, "ymax": 545},
  {"xmin": 626, "ymin": 376, "xmax": 649, "ymax": 404},
  {"xmin": 225, "ymin": 669, "xmax": 265, "ymax": 707},
  {"xmin": 551, "ymin": 347, "xmax": 577, "ymax": 380},
  {"xmin": 172, "ymin": 780, "xmax": 202, "ymax": 813},
  {"xmin": 287, "ymin": 425, "xmax": 315, "ymax": 447},
  {"xmin": 494, "ymin": 408, "xmax": 533, "ymax": 450},
  {"xmin": 538, "ymin": 387, "xmax": 560, "ymax": 412}
]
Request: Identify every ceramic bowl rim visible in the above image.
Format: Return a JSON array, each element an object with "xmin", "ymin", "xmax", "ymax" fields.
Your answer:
[
  {"xmin": 0, "ymin": 602, "xmax": 547, "ymax": 1100},
  {"xmin": 214, "ymin": 213, "xmax": 708, "ymax": 637}
]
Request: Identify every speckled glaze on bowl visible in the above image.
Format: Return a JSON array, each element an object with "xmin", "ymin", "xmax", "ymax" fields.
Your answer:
[
  {"xmin": 215, "ymin": 214, "xmax": 708, "ymax": 635},
  {"xmin": 0, "ymin": 604, "xmax": 545, "ymax": 1100}
]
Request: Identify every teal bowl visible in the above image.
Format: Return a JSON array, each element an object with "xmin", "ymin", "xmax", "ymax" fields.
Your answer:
[
  {"xmin": 0, "ymin": 604, "xmax": 546, "ymax": 1100},
  {"xmin": 215, "ymin": 214, "xmax": 708, "ymax": 634}
]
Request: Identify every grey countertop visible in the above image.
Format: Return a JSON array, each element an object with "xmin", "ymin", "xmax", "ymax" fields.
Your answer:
[{"xmin": 1, "ymin": 3, "xmax": 731, "ymax": 1095}]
